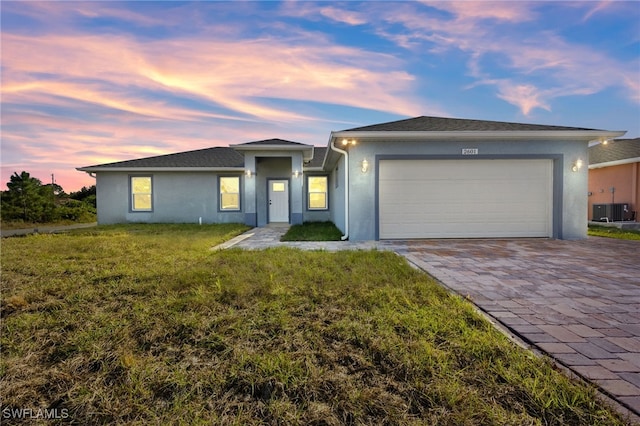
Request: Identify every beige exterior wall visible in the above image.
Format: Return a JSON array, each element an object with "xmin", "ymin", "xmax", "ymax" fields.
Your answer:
[{"xmin": 588, "ymin": 162, "xmax": 640, "ymax": 221}]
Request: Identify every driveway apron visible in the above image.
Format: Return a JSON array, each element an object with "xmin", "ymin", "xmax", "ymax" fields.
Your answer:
[{"xmin": 387, "ymin": 237, "xmax": 640, "ymax": 418}]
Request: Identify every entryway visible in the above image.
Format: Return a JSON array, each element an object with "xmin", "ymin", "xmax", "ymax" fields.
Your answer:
[{"xmin": 268, "ymin": 179, "xmax": 289, "ymax": 223}]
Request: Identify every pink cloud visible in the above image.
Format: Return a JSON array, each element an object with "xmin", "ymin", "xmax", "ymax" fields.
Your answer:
[
  {"xmin": 372, "ymin": 2, "xmax": 639, "ymax": 115},
  {"xmin": 0, "ymin": 108, "xmax": 265, "ymax": 191},
  {"xmin": 421, "ymin": 1, "xmax": 536, "ymax": 23},
  {"xmin": 495, "ymin": 82, "xmax": 551, "ymax": 116},
  {"xmin": 319, "ymin": 6, "xmax": 367, "ymax": 25},
  {"xmin": 1, "ymin": 23, "xmax": 433, "ymax": 190},
  {"xmin": 2, "ymin": 1, "xmax": 179, "ymax": 30},
  {"xmin": 3, "ymin": 32, "xmax": 423, "ymax": 120}
]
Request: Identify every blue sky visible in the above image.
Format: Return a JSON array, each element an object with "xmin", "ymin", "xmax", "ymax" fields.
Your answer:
[{"xmin": 2, "ymin": 1, "xmax": 639, "ymax": 191}]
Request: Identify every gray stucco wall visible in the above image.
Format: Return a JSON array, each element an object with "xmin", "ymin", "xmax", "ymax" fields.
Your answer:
[
  {"xmin": 329, "ymin": 155, "xmax": 346, "ymax": 233},
  {"xmin": 343, "ymin": 138, "xmax": 589, "ymax": 241},
  {"xmin": 94, "ymin": 152, "xmax": 331, "ymax": 227},
  {"xmin": 95, "ymin": 172, "xmax": 244, "ymax": 224}
]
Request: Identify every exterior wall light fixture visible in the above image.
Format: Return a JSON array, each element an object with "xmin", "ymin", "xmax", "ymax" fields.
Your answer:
[
  {"xmin": 341, "ymin": 138, "xmax": 357, "ymax": 146},
  {"xmin": 293, "ymin": 170, "xmax": 301, "ymax": 178},
  {"xmin": 245, "ymin": 169, "xmax": 254, "ymax": 178},
  {"xmin": 572, "ymin": 159, "xmax": 583, "ymax": 172},
  {"xmin": 361, "ymin": 158, "xmax": 369, "ymax": 174}
]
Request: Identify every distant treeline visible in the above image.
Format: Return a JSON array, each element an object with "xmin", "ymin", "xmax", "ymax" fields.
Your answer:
[{"xmin": 1, "ymin": 171, "xmax": 96, "ymax": 224}]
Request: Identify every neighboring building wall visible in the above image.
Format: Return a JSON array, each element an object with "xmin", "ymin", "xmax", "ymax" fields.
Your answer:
[
  {"xmin": 588, "ymin": 162, "xmax": 640, "ymax": 221},
  {"xmin": 343, "ymin": 138, "xmax": 589, "ymax": 241},
  {"xmin": 95, "ymin": 172, "xmax": 244, "ymax": 224}
]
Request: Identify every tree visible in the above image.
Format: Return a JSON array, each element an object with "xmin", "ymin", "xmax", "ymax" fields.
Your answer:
[
  {"xmin": 1, "ymin": 172, "xmax": 96, "ymax": 224},
  {"xmin": 3, "ymin": 171, "xmax": 52, "ymax": 222},
  {"xmin": 69, "ymin": 185, "xmax": 96, "ymax": 208}
]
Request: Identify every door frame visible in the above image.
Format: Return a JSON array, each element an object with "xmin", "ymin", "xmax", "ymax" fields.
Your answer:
[{"xmin": 267, "ymin": 178, "xmax": 290, "ymax": 223}]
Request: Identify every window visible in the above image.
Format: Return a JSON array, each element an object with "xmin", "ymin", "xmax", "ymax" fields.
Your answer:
[
  {"xmin": 308, "ymin": 176, "xmax": 328, "ymax": 210},
  {"xmin": 131, "ymin": 176, "xmax": 152, "ymax": 211},
  {"xmin": 219, "ymin": 176, "xmax": 240, "ymax": 211}
]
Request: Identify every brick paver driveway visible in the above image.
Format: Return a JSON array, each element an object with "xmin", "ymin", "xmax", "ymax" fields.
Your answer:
[{"xmin": 387, "ymin": 237, "xmax": 640, "ymax": 417}]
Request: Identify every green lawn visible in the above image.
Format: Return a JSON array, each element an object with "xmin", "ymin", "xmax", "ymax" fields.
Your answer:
[
  {"xmin": 280, "ymin": 221, "xmax": 343, "ymax": 241},
  {"xmin": 1, "ymin": 224, "xmax": 627, "ymax": 425},
  {"xmin": 588, "ymin": 224, "xmax": 640, "ymax": 240}
]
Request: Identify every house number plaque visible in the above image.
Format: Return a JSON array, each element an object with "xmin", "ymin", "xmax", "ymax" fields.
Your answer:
[{"xmin": 461, "ymin": 148, "xmax": 478, "ymax": 155}]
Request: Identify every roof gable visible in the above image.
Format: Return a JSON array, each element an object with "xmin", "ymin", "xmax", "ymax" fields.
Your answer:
[
  {"xmin": 341, "ymin": 116, "xmax": 601, "ymax": 132},
  {"xmin": 589, "ymin": 138, "xmax": 640, "ymax": 165},
  {"xmin": 231, "ymin": 138, "xmax": 312, "ymax": 147}
]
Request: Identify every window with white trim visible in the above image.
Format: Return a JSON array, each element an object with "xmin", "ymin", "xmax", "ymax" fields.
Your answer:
[
  {"xmin": 130, "ymin": 176, "xmax": 152, "ymax": 211},
  {"xmin": 308, "ymin": 176, "xmax": 328, "ymax": 210},
  {"xmin": 219, "ymin": 176, "xmax": 240, "ymax": 211}
]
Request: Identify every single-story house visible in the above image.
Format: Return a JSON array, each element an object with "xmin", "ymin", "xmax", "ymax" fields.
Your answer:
[
  {"xmin": 77, "ymin": 116, "xmax": 625, "ymax": 240},
  {"xmin": 588, "ymin": 138, "xmax": 640, "ymax": 222}
]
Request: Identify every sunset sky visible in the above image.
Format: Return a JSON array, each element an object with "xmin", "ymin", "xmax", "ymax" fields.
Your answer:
[{"xmin": 2, "ymin": 1, "xmax": 639, "ymax": 192}]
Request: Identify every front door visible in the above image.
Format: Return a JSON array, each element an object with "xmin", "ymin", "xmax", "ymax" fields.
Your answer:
[{"xmin": 268, "ymin": 180, "xmax": 289, "ymax": 223}]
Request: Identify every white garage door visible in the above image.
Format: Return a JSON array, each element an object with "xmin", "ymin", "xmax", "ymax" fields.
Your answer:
[{"xmin": 379, "ymin": 159, "xmax": 553, "ymax": 239}]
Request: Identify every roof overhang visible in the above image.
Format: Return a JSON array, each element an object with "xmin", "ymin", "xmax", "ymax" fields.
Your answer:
[
  {"xmin": 302, "ymin": 166, "xmax": 324, "ymax": 172},
  {"xmin": 589, "ymin": 157, "xmax": 640, "ymax": 169},
  {"xmin": 76, "ymin": 167, "xmax": 245, "ymax": 173},
  {"xmin": 230, "ymin": 144, "xmax": 315, "ymax": 162},
  {"xmin": 330, "ymin": 130, "xmax": 627, "ymax": 142},
  {"xmin": 321, "ymin": 129, "xmax": 627, "ymax": 170}
]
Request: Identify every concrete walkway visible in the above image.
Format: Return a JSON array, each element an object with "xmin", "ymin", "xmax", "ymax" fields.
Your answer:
[
  {"xmin": 220, "ymin": 227, "xmax": 640, "ymax": 421},
  {"xmin": 214, "ymin": 225, "xmax": 378, "ymax": 251}
]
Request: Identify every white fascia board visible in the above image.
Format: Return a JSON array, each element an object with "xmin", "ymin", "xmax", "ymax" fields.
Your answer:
[
  {"xmin": 323, "ymin": 133, "xmax": 344, "ymax": 168},
  {"xmin": 330, "ymin": 130, "xmax": 626, "ymax": 142},
  {"xmin": 589, "ymin": 157, "xmax": 640, "ymax": 169},
  {"xmin": 76, "ymin": 167, "xmax": 245, "ymax": 173}
]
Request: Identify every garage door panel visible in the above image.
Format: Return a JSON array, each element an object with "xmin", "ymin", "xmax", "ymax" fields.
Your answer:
[{"xmin": 379, "ymin": 159, "xmax": 552, "ymax": 239}]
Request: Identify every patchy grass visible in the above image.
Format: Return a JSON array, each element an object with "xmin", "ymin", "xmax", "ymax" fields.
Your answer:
[
  {"xmin": 588, "ymin": 224, "xmax": 640, "ymax": 240},
  {"xmin": 0, "ymin": 218, "xmax": 97, "ymax": 230},
  {"xmin": 1, "ymin": 225, "xmax": 628, "ymax": 425},
  {"xmin": 280, "ymin": 221, "xmax": 343, "ymax": 241}
]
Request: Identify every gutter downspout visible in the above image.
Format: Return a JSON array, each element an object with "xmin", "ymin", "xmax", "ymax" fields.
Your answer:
[{"xmin": 330, "ymin": 138, "xmax": 349, "ymax": 240}]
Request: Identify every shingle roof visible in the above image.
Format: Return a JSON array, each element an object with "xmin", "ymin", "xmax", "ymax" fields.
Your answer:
[
  {"xmin": 589, "ymin": 138, "xmax": 640, "ymax": 165},
  {"xmin": 232, "ymin": 138, "xmax": 312, "ymax": 147},
  {"xmin": 341, "ymin": 116, "xmax": 601, "ymax": 132},
  {"xmin": 79, "ymin": 147, "xmax": 245, "ymax": 170},
  {"xmin": 307, "ymin": 147, "xmax": 327, "ymax": 168},
  {"xmin": 78, "ymin": 143, "xmax": 326, "ymax": 171}
]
